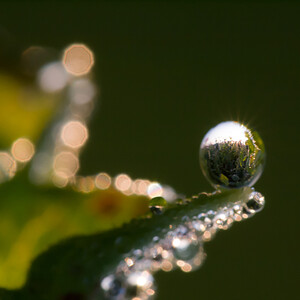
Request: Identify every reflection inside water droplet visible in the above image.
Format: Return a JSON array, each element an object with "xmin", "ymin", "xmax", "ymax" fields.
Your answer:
[
  {"xmin": 244, "ymin": 191, "xmax": 265, "ymax": 214},
  {"xmin": 199, "ymin": 121, "xmax": 266, "ymax": 189}
]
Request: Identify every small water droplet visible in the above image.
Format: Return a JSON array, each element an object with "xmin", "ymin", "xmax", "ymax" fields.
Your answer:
[
  {"xmin": 152, "ymin": 236, "xmax": 159, "ymax": 243},
  {"xmin": 213, "ymin": 212, "xmax": 231, "ymax": 230},
  {"xmin": 244, "ymin": 191, "xmax": 265, "ymax": 214},
  {"xmin": 174, "ymin": 225, "xmax": 189, "ymax": 236},
  {"xmin": 192, "ymin": 220, "xmax": 206, "ymax": 233},
  {"xmin": 101, "ymin": 275, "xmax": 125, "ymax": 299},
  {"xmin": 171, "ymin": 236, "xmax": 200, "ymax": 261},
  {"xmin": 232, "ymin": 204, "xmax": 243, "ymax": 221}
]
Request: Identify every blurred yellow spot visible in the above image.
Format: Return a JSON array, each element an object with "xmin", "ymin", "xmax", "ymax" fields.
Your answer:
[
  {"xmin": 114, "ymin": 174, "xmax": 132, "ymax": 192},
  {"xmin": 147, "ymin": 182, "xmax": 163, "ymax": 198},
  {"xmin": 76, "ymin": 176, "xmax": 95, "ymax": 193},
  {"xmin": 61, "ymin": 121, "xmax": 88, "ymax": 149},
  {"xmin": 95, "ymin": 172, "xmax": 111, "ymax": 190},
  {"xmin": 0, "ymin": 152, "xmax": 17, "ymax": 183},
  {"xmin": 63, "ymin": 44, "xmax": 94, "ymax": 76},
  {"xmin": 53, "ymin": 151, "xmax": 79, "ymax": 179},
  {"xmin": 11, "ymin": 138, "xmax": 35, "ymax": 163},
  {"xmin": 0, "ymin": 74, "xmax": 57, "ymax": 146}
]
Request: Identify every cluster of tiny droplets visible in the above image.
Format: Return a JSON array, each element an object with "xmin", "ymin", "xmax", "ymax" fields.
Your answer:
[{"xmin": 99, "ymin": 190, "xmax": 265, "ymax": 300}]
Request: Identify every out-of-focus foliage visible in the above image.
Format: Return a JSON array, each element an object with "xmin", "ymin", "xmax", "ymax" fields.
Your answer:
[
  {"xmin": 0, "ymin": 74, "xmax": 58, "ymax": 147},
  {"xmin": 0, "ymin": 73, "xmax": 149, "ymax": 289},
  {"xmin": 0, "ymin": 174, "xmax": 148, "ymax": 289}
]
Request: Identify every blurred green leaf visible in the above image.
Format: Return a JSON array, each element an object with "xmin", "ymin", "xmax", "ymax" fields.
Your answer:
[{"xmin": 0, "ymin": 173, "xmax": 148, "ymax": 289}]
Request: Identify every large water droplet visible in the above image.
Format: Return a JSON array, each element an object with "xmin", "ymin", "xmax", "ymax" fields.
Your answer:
[{"xmin": 199, "ymin": 121, "xmax": 265, "ymax": 189}]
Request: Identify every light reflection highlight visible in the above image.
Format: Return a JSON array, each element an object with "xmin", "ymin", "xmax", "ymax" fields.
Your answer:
[
  {"xmin": 147, "ymin": 182, "xmax": 163, "ymax": 198},
  {"xmin": 201, "ymin": 121, "xmax": 249, "ymax": 146}
]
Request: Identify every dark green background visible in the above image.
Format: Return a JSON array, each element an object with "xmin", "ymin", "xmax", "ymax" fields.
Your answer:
[{"xmin": 0, "ymin": 2, "xmax": 299, "ymax": 299}]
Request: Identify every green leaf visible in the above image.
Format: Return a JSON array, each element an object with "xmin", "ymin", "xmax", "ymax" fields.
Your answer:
[{"xmin": 0, "ymin": 187, "xmax": 255, "ymax": 299}]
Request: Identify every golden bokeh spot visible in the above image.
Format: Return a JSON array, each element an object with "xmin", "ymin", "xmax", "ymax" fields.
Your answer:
[
  {"xmin": 114, "ymin": 174, "xmax": 132, "ymax": 192},
  {"xmin": 95, "ymin": 172, "xmax": 111, "ymax": 190},
  {"xmin": 0, "ymin": 152, "xmax": 17, "ymax": 182},
  {"xmin": 52, "ymin": 174, "xmax": 69, "ymax": 188},
  {"xmin": 161, "ymin": 260, "xmax": 173, "ymax": 272},
  {"xmin": 181, "ymin": 263, "xmax": 192, "ymax": 273},
  {"xmin": 53, "ymin": 151, "xmax": 79, "ymax": 179},
  {"xmin": 132, "ymin": 179, "xmax": 151, "ymax": 195},
  {"xmin": 61, "ymin": 121, "xmax": 88, "ymax": 149},
  {"xmin": 11, "ymin": 138, "xmax": 35, "ymax": 163},
  {"xmin": 63, "ymin": 44, "xmax": 94, "ymax": 76}
]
